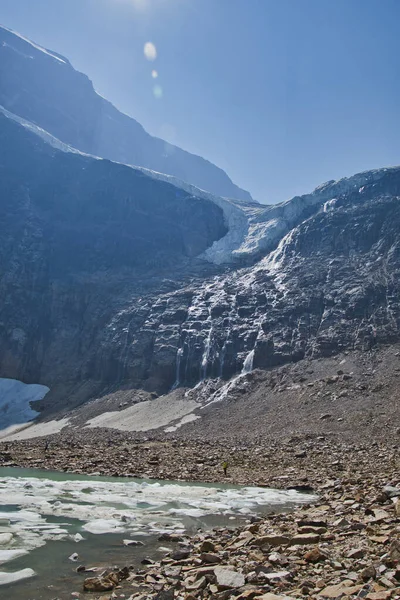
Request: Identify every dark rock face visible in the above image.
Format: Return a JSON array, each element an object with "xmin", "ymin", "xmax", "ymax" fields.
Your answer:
[
  {"xmin": 0, "ymin": 113, "xmax": 226, "ymax": 400},
  {"xmin": 103, "ymin": 172, "xmax": 400, "ymax": 394},
  {"xmin": 0, "ymin": 25, "xmax": 252, "ymax": 202}
]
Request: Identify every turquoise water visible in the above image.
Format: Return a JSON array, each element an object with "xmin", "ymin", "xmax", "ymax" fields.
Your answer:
[{"xmin": 0, "ymin": 467, "xmax": 316, "ymax": 599}]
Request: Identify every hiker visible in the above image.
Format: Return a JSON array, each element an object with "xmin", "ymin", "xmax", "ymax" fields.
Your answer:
[
  {"xmin": 222, "ymin": 460, "xmax": 229, "ymax": 476},
  {"xmin": 44, "ymin": 439, "xmax": 50, "ymax": 453}
]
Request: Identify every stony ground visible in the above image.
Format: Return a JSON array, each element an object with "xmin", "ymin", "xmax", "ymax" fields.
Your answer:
[
  {"xmin": 80, "ymin": 476, "xmax": 400, "ymax": 600},
  {"xmin": 1, "ymin": 436, "xmax": 400, "ymax": 599},
  {"xmin": 1, "ymin": 346, "xmax": 400, "ymax": 599}
]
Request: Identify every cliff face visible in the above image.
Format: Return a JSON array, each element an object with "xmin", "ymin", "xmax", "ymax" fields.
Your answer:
[
  {"xmin": 0, "ymin": 112, "xmax": 227, "ymax": 402},
  {"xmin": 98, "ymin": 169, "xmax": 400, "ymax": 394},
  {"xmin": 0, "ymin": 26, "xmax": 252, "ymax": 202}
]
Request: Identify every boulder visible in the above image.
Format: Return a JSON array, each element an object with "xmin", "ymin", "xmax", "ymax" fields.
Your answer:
[
  {"xmin": 83, "ymin": 573, "xmax": 118, "ymax": 592},
  {"xmin": 214, "ymin": 567, "xmax": 245, "ymax": 589}
]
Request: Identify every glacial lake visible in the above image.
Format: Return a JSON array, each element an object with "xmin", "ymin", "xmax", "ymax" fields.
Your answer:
[{"xmin": 0, "ymin": 467, "xmax": 316, "ymax": 599}]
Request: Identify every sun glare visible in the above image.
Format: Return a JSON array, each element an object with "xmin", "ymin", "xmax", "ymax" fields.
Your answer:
[
  {"xmin": 144, "ymin": 42, "xmax": 157, "ymax": 61},
  {"xmin": 131, "ymin": 0, "xmax": 148, "ymax": 11}
]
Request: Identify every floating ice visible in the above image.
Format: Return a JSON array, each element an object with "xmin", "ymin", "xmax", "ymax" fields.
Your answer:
[
  {"xmin": 0, "ymin": 568, "xmax": 36, "ymax": 586},
  {"xmin": 0, "ymin": 468, "xmax": 317, "ymax": 588}
]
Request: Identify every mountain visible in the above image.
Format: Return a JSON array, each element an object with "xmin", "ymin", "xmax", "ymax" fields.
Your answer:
[
  {"xmin": 86, "ymin": 165, "xmax": 400, "ymax": 397},
  {"xmin": 0, "ymin": 95, "xmax": 399, "ymax": 431},
  {"xmin": 0, "ymin": 108, "xmax": 230, "ymax": 408},
  {"xmin": 0, "ymin": 25, "xmax": 252, "ymax": 202},
  {"xmin": 0, "ymin": 24, "xmax": 400, "ymax": 438}
]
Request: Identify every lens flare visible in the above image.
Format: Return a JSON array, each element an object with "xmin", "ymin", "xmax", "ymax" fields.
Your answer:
[
  {"xmin": 132, "ymin": 0, "xmax": 148, "ymax": 11},
  {"xmin": 153, "ymin": 84, "xmax": 163, "ymax": 99},
  {"xmin": 151, "ymin": 69, "xmax": 158, "ymax": 78},
  {"xmin": 144, "ymin": 42, "xmax": 157, "ymax": 61}
]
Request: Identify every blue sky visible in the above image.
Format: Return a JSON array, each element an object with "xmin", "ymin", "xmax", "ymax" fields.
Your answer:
[{"xmin": 1, "ymin": 0, "xmax": 399, "ymax": 202}]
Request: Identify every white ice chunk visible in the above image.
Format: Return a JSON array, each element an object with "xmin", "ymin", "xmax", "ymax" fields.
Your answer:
[
  {"xmin": 0, "ymin": 568, "xmax": 36, "ymax": 585},
  {"xmin": 0, "ymin": 549, "xmax": 28, "ymax": 565}
]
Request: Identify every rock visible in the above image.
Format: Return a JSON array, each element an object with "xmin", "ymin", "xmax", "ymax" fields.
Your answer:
[
  {"xmin": 382, "ymin": 486, "xmax": 400, "ymax": 498},
  {"xmin": 253, "ymin": 535, "xmax": 291, "ymax": 547},
  {"xmin": 298, "ymin": 525, "xmax": 327, "ymax": 535},
  {"xmin": 304, "ymin": 547, "xmax": 326, "ymax": 562},
  {"xmin": 185, "ymin": 575, "xmax": 207, "ymax": 590},
  {"xmin": 258, "ymin": 594, "xmax": 296, "ymax": 600},
  {"xmin": 229, "ymin": 531, "xmax": 255, "ymax": 549},
  {"xmin": 214, "ymin": 567, "xmax": 245, "ymax": 589},
  {"xmin": 199, "ymin": 540, "xmax": 216, "ymax": 553},
  {"xmin": 298, "ymin": 519, "xmax": 327, "ymax": 528},
  {"xmin": 289, "ymin": 533, "xmax": 320, "ymax": 545},
  {"xmin": 320, "ymin": 582, "xmax": 363, "ymax": 598},
  {"xmin": 389, "ymin": 539, "xmax": 400, "ymax": 562},
  {"xmin": 83, "ymin": 574, "xmax": 118, "ymax": 592},
  {"xmin": 347, "ymin": 548, "xmax": 366, "ymax": 559},
  {"xmin": 370, "ymin": 509, "xmax": 390, "ymax": 522},
  {"xmin": 154, "ymin": 590, "xmax": 175, "ymax": 600},
  {"xmin": 171, "ymin": 549, "xmax": 191, "ymax": 561},
  {"xmin": 200, "ymin": 552, "xmax": 221, "ymax": 563},
  {"xmin": 264, "ymin": 570, "xmax": 291, "ymax": 581},
  {"xmin": 236, "ymin": 589, "xmax": 265, "ymax": 600},
  {"xmin": 295, "ymin": 451, "xmax": 307, "ymax": 458},
  {"xmin": 361, "ymin": 565, "xmax": 377, "ymax": 581},
  {"xmin": 123, "ymin": 539, "xmax": 144, "ymax": 546}
]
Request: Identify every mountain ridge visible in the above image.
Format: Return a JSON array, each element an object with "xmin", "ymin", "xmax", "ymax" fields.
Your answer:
[{"xmin": 0, "ymin": 24, "xmax": 253, "ymax": 202}]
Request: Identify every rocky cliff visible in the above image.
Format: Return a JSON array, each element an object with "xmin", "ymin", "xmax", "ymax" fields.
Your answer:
[
  {"xmin": 0, "ymin": 25, "xmax": 252, "ymax": 202},
  {"xmin": 95, "ymin": 168, "xmax": 400, "ymax": 398},
  {"xmin": 0, "ymin": 110, "xmax": 228, "ymax": 405}
]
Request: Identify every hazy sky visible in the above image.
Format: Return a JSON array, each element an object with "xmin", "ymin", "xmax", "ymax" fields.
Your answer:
[{"xmin": 1, "ymin": 0, "xmax": 399, "ymax": 202}]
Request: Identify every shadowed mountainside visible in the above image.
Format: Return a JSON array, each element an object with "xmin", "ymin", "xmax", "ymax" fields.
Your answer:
[{"xmin": 0, "ymin": 25, "xmax": 252, "ymax": 202}]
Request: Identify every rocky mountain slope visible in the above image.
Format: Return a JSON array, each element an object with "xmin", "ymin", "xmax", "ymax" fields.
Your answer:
[
  {"xmin": 94, "ymin": 166, "xmax": 400, "ymax": 397},
  {"xmin": 0, "ymin": 25, "xmax": 252, "ymax": 202},
  {"xmin": 1, "ymin": 94, "xmax": 400, "ymax": 428},
  {"xmin": 0, "ymin": 109, "xmax": 228, "ymax": 407}
]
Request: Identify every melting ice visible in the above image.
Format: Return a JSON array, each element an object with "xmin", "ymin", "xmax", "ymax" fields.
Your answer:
[{"xmin": 0, "ymin": 468, "xmax": 316, "ymax": 586}]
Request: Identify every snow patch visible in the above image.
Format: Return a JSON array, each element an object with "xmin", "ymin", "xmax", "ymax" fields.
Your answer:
[
  {"xmin": 1, "ymin": 26, "xmax": 66, "ymax": 63},
  {"xmin": 0, "ymin": 378, "xmax": 49, "ymax": 431},
  {"xmin": 164, "ymin": 413, "xmax": 201, "ymax": 433},
  {"xmin": 0, "ymin": 105, "xmax": 91, "ymax": 156},
  {"xmin": 85, "ymin": 396, "xmax": 199, "ymax": 432},
  {"xmin": 0, "ymin": 418, "xmax": 69, "ymax": 441}
]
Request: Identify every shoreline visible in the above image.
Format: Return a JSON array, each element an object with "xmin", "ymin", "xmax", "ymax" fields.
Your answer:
[
  {"xmin": 0, "ymin": 432, "xmax": 398, "ymax": 489},
  {"xmin": 1, "ymin": 435, "xmax": 400, "ymax": 598}
]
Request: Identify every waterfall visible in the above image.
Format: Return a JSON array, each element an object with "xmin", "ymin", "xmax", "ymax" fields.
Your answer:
[
  {"xmin": 172, "ymin": 347, "xmax": 184, "ymax": 389},
  {"xmin": 219, "ymin": 293, "xmax": 236, "ymax": 377},
  {"xmin": 241, "ymin": 348, "xmax": 255, "ymax": 374},
  {"xmin": 200, "ymin": 311, "xmax": 213, "ymax": 380}
]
